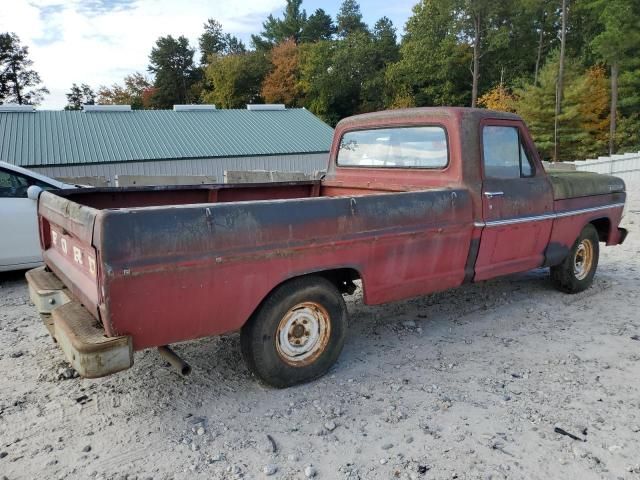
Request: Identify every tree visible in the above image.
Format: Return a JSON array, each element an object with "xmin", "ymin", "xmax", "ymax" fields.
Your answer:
[
  {"xmin": 64, "ymin": 83, "xmax": 96, "ymax": 110},
  {"xmin": 97, "ymin": 73, "xmax": 153, "ymax": 109},
  {"xmin": 261, "ymin": 39, "xmax": 303, "ymax": 105},
  {"xmin": 299, "ymin": 32, "xmax": 382, "ymax": 124},
  {"xmin": 463, "ymin": 0, "xmax": 487, "ymax": 107},
  {"xmin": 148, "ymin": 35, "xmax": 198, "ymax": 108},
  {"xmin": 223, "ymin": 35, "xmax": 247, "ymax": 55},
  {"xmin": 199, "ymin": 18, "xmax": 246, "ymax": 64},
  {"xmin": 360, "ymin": 18, "xmax": 400, "ymax": 111},
  {"xmin": 300, "ymin": 9, "xmax": 335, "ymax": 43},
  {"xmin": 457, "ymin": 0, "xmax": 514, "ymax": 108},
  {"xmin": 336, "ymin": 0, "xmax": 368, "ymax": 38},
  {"xmin": 515, "ymin": 53, "xmax": 566, "ymax": 159},
  {"xmin": 0, "ymin": 33, "xmax": 49, "ymax": 105},
  {"xmin": 588, "ymin": 0, "xmax": 640, "ymax": 154},
  {"xmin": 554, "ymin": 0, "xmax": 568, "ymax": 162},
  {"xmin": 199, "ymin": 19, "xmax": 226, "ymax": 64},
  {"xmin": 515, "ymin": 54, "xmax": 609, "ymax": 161},
  {"xmin": 252, "ymin": 0, "xmax": 307, "ymax": 48},
  {"xmin": 565, "ymin": 65, "xmax": 609, "ymax": 158},
  {"xmin": 373, "ymin": 17, "xmax": 399, "ymax": 65},
  {"xmin": 477, "ymin": 83, "xmax": 516, "ymax": 112},
  {"xmin": 385, "ymin": 0, "xmax": 470, "ymax": 108},
  {"xmin": 475, "ymin": 1, "xmax": 547, "ymax": 94},
  {"xmin": 202, "ymin": 52, "xmax": 269, "ymax": 108},
  {"xmin": 525, "ymin": 0, "xmax": 559, "ymax": 85}
]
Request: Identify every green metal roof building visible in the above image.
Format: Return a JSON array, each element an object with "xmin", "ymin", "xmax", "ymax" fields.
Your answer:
[{"xmin": 0, "ymin": 105, "xmax": 334, "ymax": 184}]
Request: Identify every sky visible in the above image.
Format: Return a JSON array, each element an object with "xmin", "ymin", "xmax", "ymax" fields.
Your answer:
[{"xmin": 1, "ymin": 0, "xmax": 417, "ymax": 110}]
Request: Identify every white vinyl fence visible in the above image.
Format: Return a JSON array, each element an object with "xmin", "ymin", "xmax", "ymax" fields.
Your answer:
[{"xmin": 567, "ymin": 151, "xmax": 640, "ymax": 183}]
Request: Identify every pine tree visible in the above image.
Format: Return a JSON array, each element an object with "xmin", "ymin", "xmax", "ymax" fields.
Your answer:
[
  {"xmin": 251, "ymin": 0, "xmax": 307, "ymax": 48},
  {"xmin": 148, "ymin": 35, "xmax": 198, "ymax": 108},
  {"xmin": 64, "ymin": 83, "xmax": 96, "ymax": 110},
  {"xmin": 199, "ymin": 19, "xmax": 247, "ymax": 64},
  {"xmin": 588, "ymin": 0, "xmax": 640, "ymax": 154},
  {"xmin": 515, "ymin": 54, "xmax": 610, "ymax": 161},
  {"xmin": 336, "ymin": 0, "xmax": 368, "ymax": 38},
  {"xmin": 300, "ymin": 9, "xmax": 335, "ymax": 43},
  {"xmin": 0, "ymin": 33, "xmax": 49, "ymax": 105},
  {"xmin": 199, "ymin": 19, "xmax": 226, "ymax": 64}
]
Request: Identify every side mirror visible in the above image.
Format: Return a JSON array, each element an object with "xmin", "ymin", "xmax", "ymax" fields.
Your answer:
[{"xmin": 27, "ymin": 185, "xmax": 43, "ymax": 201}]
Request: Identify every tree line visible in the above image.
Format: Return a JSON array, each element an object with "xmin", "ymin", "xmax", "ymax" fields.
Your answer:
[{"xmin": 1, "ymin": 0, "xmax": 639, "ymax": 161}]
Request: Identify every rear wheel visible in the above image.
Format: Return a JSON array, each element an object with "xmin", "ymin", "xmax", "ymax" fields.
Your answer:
[
  {"xmin": 550, "ymin": 224, "xmax": 600, "ymax": 294},
  {"xmin": 240, "ymin": 276, "xmax": 348, "ymax": 388}
]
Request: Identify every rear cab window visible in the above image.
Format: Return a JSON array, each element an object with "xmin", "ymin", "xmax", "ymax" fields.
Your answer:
[
  {"xmin": 338, "ymin": 126, "xmax": 448, "ymax": 169},
  {"xmin": 482, "ymin": 126, "xmax": 534, "ymax": 178}
]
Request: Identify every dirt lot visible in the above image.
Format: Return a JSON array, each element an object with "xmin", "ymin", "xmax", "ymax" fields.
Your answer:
[{"xmin": 1, "ymin": 188, "xmax": 639, "ymax": 480}]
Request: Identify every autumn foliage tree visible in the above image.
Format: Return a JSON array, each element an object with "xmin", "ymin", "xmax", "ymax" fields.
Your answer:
[
  {"xmin": 261, "ymin": 39, "xmax": 302, "ymax": 105},
  {"xmin": 97, "ymin": 73, "xmax": 154, "ymax": 109},
  {"xmin": 515, "ymin": 54, "xmax": 611, "ymax": 161},
  {"xmin": 477, "ymin": 84, "xmax": 516, "ymax": 112},
  {"xmin": 562, "ymin": 65, "xmax": 610, "ymax": 159}
]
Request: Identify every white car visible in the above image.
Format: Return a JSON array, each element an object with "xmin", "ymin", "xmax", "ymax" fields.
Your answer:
[{"xmin": 0, "ymin": 161, "xmax": 74, "ymax": 272}]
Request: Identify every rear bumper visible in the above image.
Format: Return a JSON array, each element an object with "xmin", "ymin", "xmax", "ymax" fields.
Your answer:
[{"xmin": 26, "ymin": 267, "xmax": 133, "ymax": 378}]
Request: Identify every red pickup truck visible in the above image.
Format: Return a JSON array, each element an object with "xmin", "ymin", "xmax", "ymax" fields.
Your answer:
[{"xmin": 26, "ymin": 107, "xmax": 627, "ymax": 387}]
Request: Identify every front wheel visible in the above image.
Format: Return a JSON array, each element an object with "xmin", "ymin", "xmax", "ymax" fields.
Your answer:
[
  {"xmin": 550, "ymin": 224, "xmax": 600, "ymax": 294},
  {"xmin": 240, "ymin": 276, "xmax": 348, "ymax": 388}
]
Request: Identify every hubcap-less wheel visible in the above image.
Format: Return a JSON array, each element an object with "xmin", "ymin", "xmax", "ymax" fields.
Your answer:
[
  {"xmin": 276, "ymin": 302, "xmax": 331, "ymax": 367},
  {"xmin": 573, "ymin": 238, "xmax": 594, "ymax": 280}
]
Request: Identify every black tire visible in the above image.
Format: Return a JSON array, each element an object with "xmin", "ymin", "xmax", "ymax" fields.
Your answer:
[
  {"xmin": 240, "ymin": 276, "xmax": 348, "ymax": 388},
  {"xmin": 550, "ymin": 224, "xmax": 600, "ymax": 294}
]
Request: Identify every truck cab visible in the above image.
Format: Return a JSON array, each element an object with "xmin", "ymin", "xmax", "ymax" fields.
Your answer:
[{"xmin": 326, "ymin": 108, "xmax": 625, "ymax": 284}]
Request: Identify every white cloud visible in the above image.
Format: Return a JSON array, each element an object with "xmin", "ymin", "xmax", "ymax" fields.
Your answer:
[{"xmin": 1, "ymin": 0, "xmax": 284, "ymax": 109}]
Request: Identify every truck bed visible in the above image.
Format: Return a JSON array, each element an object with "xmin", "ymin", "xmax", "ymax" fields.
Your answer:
[{"xmin": 37, "ymin": 181, "xmax": 474, "ymax": 350}]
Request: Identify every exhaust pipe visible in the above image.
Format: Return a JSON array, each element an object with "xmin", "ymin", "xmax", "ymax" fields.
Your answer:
[{"xmin": 158, "ymin": 345, "xmax": 191, "ymax": 376}]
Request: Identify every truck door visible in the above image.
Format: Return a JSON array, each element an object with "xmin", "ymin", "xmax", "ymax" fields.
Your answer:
[{"xmin": 474, "ymin": 122, "xmax": 554, "ymax": 281}]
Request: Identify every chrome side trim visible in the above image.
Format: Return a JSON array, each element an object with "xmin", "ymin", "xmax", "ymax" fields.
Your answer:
[
  {"xmin": 554, "ymin": 202, "xmax": 625, "ymax": 218},
  {"xmin": 485, "ymin": 213, "xmax": 557, "ymax": 227},
  {"xmin": 474, "ymin": 203, "xmax": 625, "ymax": 228}
]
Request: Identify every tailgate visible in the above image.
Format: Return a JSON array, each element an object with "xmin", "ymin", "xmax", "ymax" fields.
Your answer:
[{"xmin": 37, "ymin": 191, "xmax": 101, "ymax": 319}]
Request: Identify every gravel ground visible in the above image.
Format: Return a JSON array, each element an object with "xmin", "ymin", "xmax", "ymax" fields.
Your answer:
[{"xmin": 1, "ymin": 187, "xmax": 639, "ymax": 480}]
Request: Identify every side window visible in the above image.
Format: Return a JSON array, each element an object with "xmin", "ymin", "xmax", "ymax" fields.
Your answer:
[
  {"xmin": 482, "ymin": 126, "xmax": 534, "ymax": 179},
  {"xmin": 520, "ymin": 143, "xmax": 533, "ymax": 177},
  {"xmin": 0, "ymin": 169, "xmax": 29, "ymax": 198},
  {"xmin": 0, "ymin": 169, "xmax": 55, "ymax": 198}
]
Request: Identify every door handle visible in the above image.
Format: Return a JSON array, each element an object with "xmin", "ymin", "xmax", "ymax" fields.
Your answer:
[{"xmin": 484, "ymin": 191, "xmax": 504, "ymax": 199}]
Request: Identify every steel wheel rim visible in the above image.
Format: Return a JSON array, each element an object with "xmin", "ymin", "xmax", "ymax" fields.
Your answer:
[
  {"xmin": 276, "ymin": 302, "xmax": 331, "ymax": 367},
  {"xmin": 573, "ymin": 239, "xmax": 594, "ymax": 280}
]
